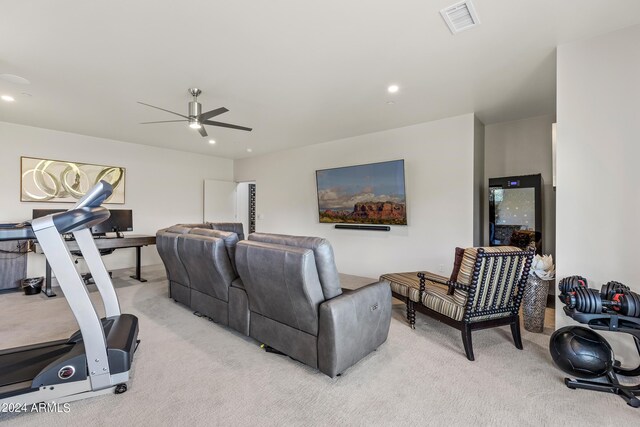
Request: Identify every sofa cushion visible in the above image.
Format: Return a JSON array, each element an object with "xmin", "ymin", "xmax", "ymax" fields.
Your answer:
[
  {"xmin": 456, "ymin": 246, "xmax": 526, "ymax": 320},
  {"xmin": 177, "ymin": 234, "xmax": 235, "ymax": 302},
  {"xmin": 177, "ymin": 223, "xmax": 212, "ymax": 229},
  {"xmin": 456, "ymin": 246, "xmax": 522, "ymax": 286},
  {"xmin": 236, "ymin": 240, "xmax": 325, "ymax": 336},
  {"xmin": 450, "ymin": 247, "xmax": 465, "ymax": 282},
  {"xmin": 447, "ymin": 247, "xmax": 465, "ymax": 295},
  {"xmin": 189, "ymin": 228, "xmax": 240, "ymax": 275},
  {"xmin": 208, "ymin": 222, "xmax": 245, "ymax": 241},
  {"xmin": 380, "ymin": 272, "xmax": 423, "ymax": 302},
  {"xmin": 248, "ymin": 233, "xmax": 342, "ymax": 300},
  {"xmin": 156, "ymin": 231, "xmax": 190, "ymax": 287},
  {"xmin": 165, "ymin": 225, "xmax": 194, "ymax": 234},
  {"xmin": 380, "ymin": 271, "xmax": 467, "ymax": 309},
  {"xmin": 421, "ymin": 281, "xmax": 466, "ymax": 322}
]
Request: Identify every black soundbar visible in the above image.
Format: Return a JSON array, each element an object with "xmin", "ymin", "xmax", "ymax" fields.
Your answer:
[{"xmin": 335, "ymin": 224, "xmax": 391, "ymax": 231}]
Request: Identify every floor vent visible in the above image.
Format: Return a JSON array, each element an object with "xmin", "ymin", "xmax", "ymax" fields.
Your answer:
[{"xmin": 440, "ymin": 1, "xmax": 480, "ymax": 34}]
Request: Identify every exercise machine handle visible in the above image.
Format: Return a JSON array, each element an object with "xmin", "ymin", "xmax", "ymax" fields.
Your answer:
[
  {"xmin": 73, "ymin": 180, "xmax": 113, "ymax": 209},
  {"xmin": 50, "ymin": 207, "xmax": 110, "ymax": 235},
  {"xmin": 31, "ymin": 180, "xmax": 113, "ymax": 235}
]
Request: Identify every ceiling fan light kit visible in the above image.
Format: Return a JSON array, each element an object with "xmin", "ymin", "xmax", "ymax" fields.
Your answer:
[{"xmin": 138, "ymin": 88, "xmax": 252, "ymax": 139}]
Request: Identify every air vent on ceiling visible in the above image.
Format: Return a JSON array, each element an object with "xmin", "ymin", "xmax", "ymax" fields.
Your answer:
[{"xmin": 440, "ymin": 1, "xmax": 480, "ymax": 34}]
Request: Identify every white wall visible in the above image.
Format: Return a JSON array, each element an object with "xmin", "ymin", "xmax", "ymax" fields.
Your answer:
[
  {"xmin": 473, "ymin": 116, "xmax": 485, "ymax": 246},
  {"xmin": 236, "ymin": 182, "xmax": 251, "ymax": 234},
  {"xmin": 203, "ymin": 179, "xmax": 238, "ymax": 222},
  {"xmin": 556, "ymin": 24, "xmax": 640, "ymax": 362},
  {"xmin": 0, "ymin": 121, "xmax": 233, "ymax": 278},
  {"xmin": 484, "ymin": 115, "xmax": 556, "ymax": 259},
  {"xmin": 235, "ymin": 113, "xmax": 478, "ymax": 279}
]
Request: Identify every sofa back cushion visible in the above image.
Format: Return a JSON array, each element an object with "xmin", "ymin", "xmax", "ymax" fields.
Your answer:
[
  {"xmin": 248, "ymin": 233, "xmax": 342, "ymax": 300},
  {"xmin": 177, "ymin": 234, "xmax": 236, "ymax": 302},
  {"xmin": 450, "ymin": 247, "xmax": 465, "ymax": 282},
  {"xmin": 456, "ymin": 246, "xmax": 524, "ymax": 286},
  {"xmin": 165, "ymin": 225, "xmax": 195, "ymax": 235},
  {"xmin": 456, "ymin": 246, "xmax": 529, "ymax": 315},
  {"xmin": 208, "ymin": 222, "xmax": 245, "ymax": 241},
  {"xmin": 177, "ymin": 223, "xmax": 212, "ymax": 230},
  {"xmin": 189, "ymin": 228, "xmax": 240, "ymax": 274},
  {"xmin": 156, "ymin": 230, "xmax": 190, "ymax": 287},
  {"xmin": 236, "ymin": 240, "xmax": 325, "ymax": 335}
]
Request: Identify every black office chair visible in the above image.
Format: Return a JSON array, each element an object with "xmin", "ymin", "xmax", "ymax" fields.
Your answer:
[{"xmin": 71, "ymin": 248, "xmax": 115, "ymax": 285}]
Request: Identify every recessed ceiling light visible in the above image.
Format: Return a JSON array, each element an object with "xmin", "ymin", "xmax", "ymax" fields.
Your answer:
[
  {"xmin": 209, "ymin": 139, "xmax": 216, "ymax": 144},
  {"xmin": 0, "ymin": 74, "xmax": 30, "ymax": 85},
  {"xmin": 1, "ymin": 95, "xmax": 15, "ymax": 102},
  {"xmin": 246, "ymin": 148, "xmax": 253, "ymax": 153},
  {"xmin": 387, "ymin": 85, "xmax": 399, "ymax": 94}
]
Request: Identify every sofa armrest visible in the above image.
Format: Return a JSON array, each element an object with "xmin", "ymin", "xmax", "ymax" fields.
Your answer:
[{"xmin": 317, "ymin": 281, "xmax": 392, "ymax": 377}]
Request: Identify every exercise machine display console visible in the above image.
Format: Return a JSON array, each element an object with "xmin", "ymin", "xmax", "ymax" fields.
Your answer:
[{"xmin": 0, "ymin": 181, "xmax": 139, "ymax": 405}]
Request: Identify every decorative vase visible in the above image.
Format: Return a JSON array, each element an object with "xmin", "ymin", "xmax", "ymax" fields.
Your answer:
[{"xmin": 523, "ymin": 275, "xmax": 550, "ymax": 333}]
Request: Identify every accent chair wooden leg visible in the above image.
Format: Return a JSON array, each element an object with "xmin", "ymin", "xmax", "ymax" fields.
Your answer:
[
  {"xmin": 406, "ymin": 300, "xmax": 416, "ymax": 329},
  {"xmin": 511, "ymin": 317, "xmax": 524, "ymax": 350},
  {"xmin": 461, "ymin": 323, "xmax": 475, "ymax": 361}
]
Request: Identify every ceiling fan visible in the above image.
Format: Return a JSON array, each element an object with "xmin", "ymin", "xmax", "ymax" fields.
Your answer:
[{"xmin": 138, "ymin": 88, "xmax": 252, "ymax": 137}]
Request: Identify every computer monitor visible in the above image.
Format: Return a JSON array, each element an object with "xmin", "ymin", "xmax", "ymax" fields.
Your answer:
[
  {"xmin": 90, "ymin": 209, "xmax": 133, "ymax": 236},
  {"xmin": 32, "ymin": 209, "xmax": 66, "ymax": 219}
]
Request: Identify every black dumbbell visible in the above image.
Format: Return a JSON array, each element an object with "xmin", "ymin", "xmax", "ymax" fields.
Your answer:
[
  {"xmin": 609, "ymin": 292, "xmax": 640, "ymax": 317},
  {"xmin": 566, "ymin": 287, "xmax": 602, "ymax": 313},
  {"xmin": 601, "ymin": 281, "xmax": 630, "ymax": 300},
  {"xmin": 558, "ymin": 275, "xmax": 588, "ymax": 303},
  {"xmin": 566, "ymin": 287, "xmax": 640, "ymax": 317}
]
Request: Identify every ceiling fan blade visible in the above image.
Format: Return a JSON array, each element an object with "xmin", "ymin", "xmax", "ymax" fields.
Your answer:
[
  {"xmin": 137, "ymin": 102, "xmax": 189, "ymax": 119},
  {"xmin": 202, "ymin": 120, "xmax": 253, "ymax": 132},
  {"xmin": 140, "ymin": 120, "xmax": 188, "ymax": 124},
  {"xmin": 199, "ymin": 107, "xmax": 229, "ymax": 121},
  {"xmin": 198, "ymin": 125, "xmax": 208, "ymax": 137}
]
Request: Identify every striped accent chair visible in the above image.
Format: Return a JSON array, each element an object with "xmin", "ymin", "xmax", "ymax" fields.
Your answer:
[{"xmin": 380, "ymin": 246, "xmax": 534, "ymax": 361}]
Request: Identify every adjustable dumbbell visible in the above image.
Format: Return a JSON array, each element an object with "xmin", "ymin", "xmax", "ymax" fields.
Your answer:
[
  {"xmin": 600, "ymin": 281, "xmax": 630, "ymax": 300},
  {"xmin": 565, "ymin": 288, "xmax": 602, "ymax": 312},
  {"xmin": 566, "ymin": 287, "xmax": 640, "ymax": 317},
  {"xmin": 609, "ymin": 292, "xmax": 640, "ymax": 317},
  {"xmin": 558, "ymin": 275, "xmax": 588, "ymax": 304}
]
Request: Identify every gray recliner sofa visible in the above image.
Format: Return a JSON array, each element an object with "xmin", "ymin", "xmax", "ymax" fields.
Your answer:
[
  {"xmin": 236, "ymin": 233, "xmax": 392, "ymax": 377},
  {"xmin": 156, "ymin": 222, "xmax": 250, "ymax": 335}
]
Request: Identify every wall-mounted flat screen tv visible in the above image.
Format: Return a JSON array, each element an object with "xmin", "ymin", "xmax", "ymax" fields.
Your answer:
[{"xmin": 316, "ymin": 159, "xmax": 407, "ymax": 225}]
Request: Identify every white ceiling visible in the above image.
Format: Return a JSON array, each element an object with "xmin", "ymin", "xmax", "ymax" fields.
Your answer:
[{"xmin": 1, "ymin": 0, "xmax": 639, "ymax": 159}]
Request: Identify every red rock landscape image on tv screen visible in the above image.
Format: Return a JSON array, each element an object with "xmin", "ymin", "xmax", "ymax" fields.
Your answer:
[{"xmin": 316, "ymin": 160, "xmax": 407, "ymax": 225}]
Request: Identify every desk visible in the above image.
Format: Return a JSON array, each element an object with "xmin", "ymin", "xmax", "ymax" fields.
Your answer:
[{"xmin": 35, "ymin": 235, "xmax": 156, "ymax": 297}]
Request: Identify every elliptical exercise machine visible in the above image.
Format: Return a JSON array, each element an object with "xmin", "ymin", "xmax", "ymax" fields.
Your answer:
[{"xmin": 0, "ymin": 181, "xmax": 139, "ymax": 404}]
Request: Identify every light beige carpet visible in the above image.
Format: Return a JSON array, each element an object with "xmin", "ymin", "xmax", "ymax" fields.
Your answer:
[{"xmin": 0, "ymin": 266, "xmax": 637, "ymax": 426}]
